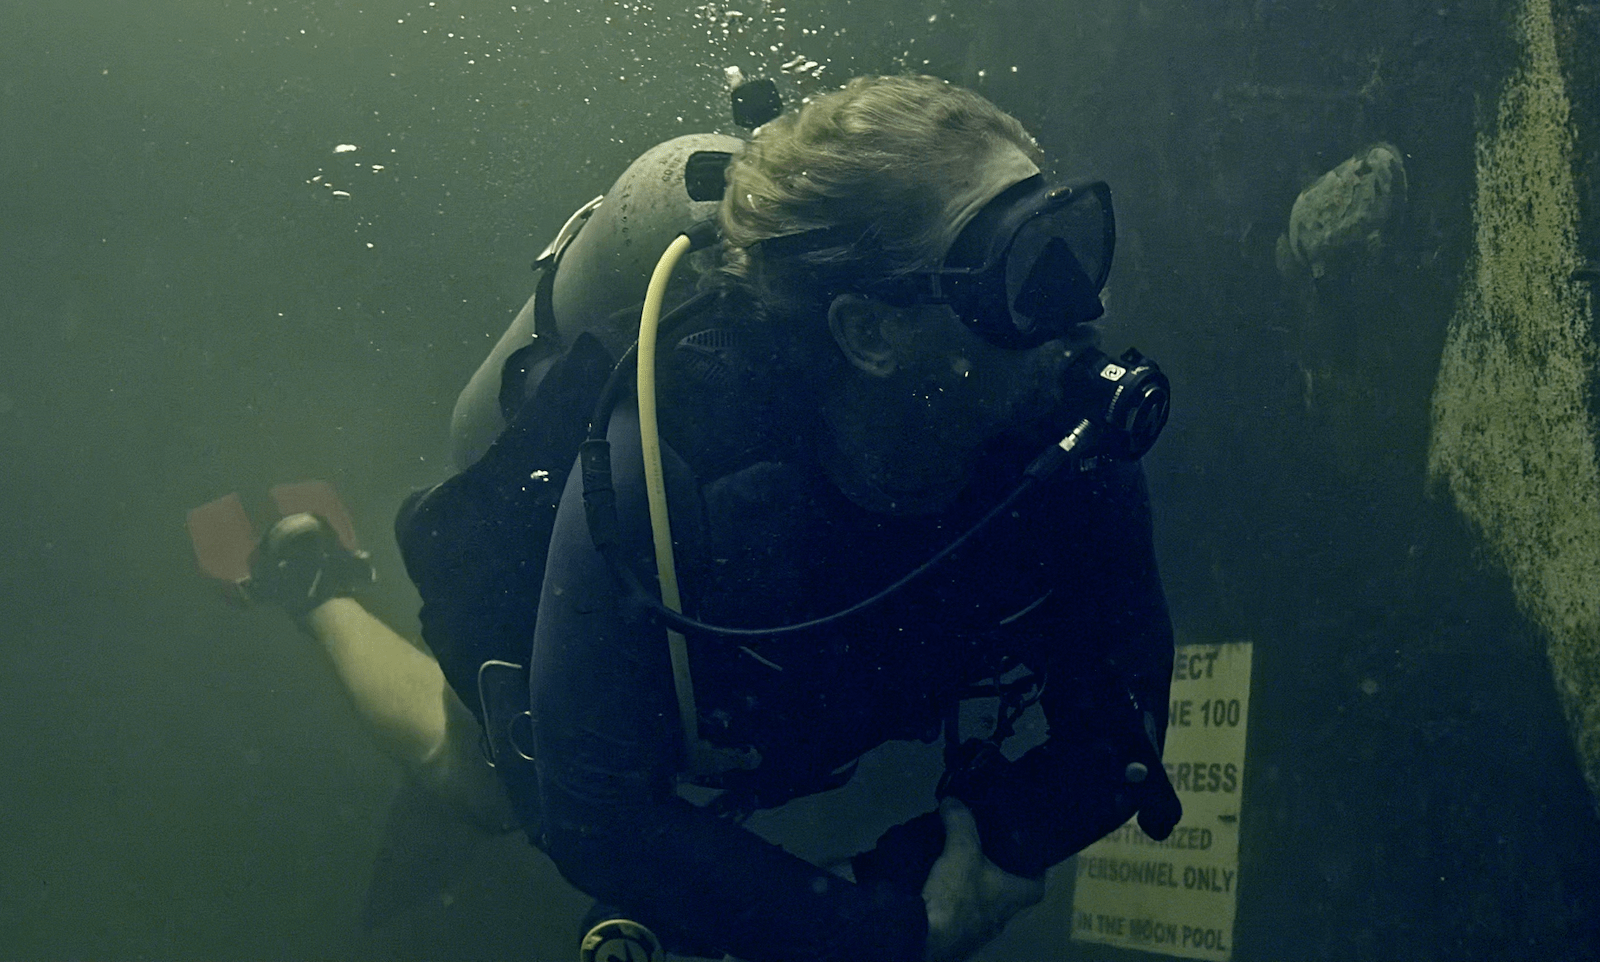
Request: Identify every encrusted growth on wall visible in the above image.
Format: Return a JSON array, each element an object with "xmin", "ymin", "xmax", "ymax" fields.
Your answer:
[{"xmin": 1428, "ymin": 0, "xmax": 1600, "ymax": 809}]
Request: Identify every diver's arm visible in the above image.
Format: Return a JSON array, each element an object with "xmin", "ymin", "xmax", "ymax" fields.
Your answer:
[
  {"xmin": 304, "ymin": 598, "xmax": 517, "ymax": 833},
  {"xmin": 541, "ymin": 775, "xmax": 929, "ymax": 962},
  {"xmin": 944, "ymin": 461, "xmax": 1177, "ymax": 878},
  {"xmin": 533, "ymin": 600, "xmax": 931, "ymax": 962},
  {"xmin": 532, "ymin": 435, "xmax": 929, "ymax": 962}
]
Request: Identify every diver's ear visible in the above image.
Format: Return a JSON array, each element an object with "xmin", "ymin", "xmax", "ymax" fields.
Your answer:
[{"xmin": 828, "ymin": 294, "xmax": 899, "ymax": 378}]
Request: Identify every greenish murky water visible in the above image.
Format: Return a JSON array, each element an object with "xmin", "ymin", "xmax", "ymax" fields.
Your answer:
[{"xmin": 3, "ymin": 1, "xmax": 1599, "ymax": 959}]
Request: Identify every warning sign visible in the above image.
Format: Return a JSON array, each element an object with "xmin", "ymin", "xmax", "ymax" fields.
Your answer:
[{"xmin": 1070, "ymin": 642, "xmax": 1253, "ymax": 961}]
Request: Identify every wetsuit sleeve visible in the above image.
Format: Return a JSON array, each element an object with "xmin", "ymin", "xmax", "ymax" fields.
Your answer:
[
  {"xmin": 531, "ymin": 407, "xmax": 928, "ymax": 962},
  {"xmin": 950, "ymin": 460, "xmax": 1176, "ymax": 879}
]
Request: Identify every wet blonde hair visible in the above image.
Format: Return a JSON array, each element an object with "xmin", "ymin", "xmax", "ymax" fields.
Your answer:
[{"xmin": 719, "ymin": 75, "xmax": 1042, "ymax": 318}]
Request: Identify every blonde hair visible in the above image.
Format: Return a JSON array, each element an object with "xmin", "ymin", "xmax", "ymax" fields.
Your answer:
[{"xmin": 719, "ymin": 75, "xmax": 1041, "ymax": 317}]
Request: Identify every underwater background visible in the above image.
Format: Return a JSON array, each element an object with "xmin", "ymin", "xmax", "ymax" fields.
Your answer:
[{"xmin": 4, "ymin": 0, "xmax": 1600, "ymax": 958}]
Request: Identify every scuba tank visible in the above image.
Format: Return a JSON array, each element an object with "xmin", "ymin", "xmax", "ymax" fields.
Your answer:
[
  {"xmin": 397, "ymin": 129, "xmax": 747, "ymax": 838},
  {"xmin": 449, "ymin": 132, "xmax": 745, "ymax": 472}
]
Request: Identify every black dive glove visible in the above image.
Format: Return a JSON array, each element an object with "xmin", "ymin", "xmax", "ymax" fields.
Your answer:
[{"xmin": 246, "ymin": 513, "xmax": 375, "ymax": 619}]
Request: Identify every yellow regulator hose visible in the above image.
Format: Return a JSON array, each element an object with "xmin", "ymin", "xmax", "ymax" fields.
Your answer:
[{"xmin": 637, "ymin": 233, "xmax": 745, "ymax": 777}]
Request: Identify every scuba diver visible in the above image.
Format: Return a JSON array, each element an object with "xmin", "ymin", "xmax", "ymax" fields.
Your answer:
[{"xmin": 249, "ymin": 74, "xmax": 1181, "ymax": 962}]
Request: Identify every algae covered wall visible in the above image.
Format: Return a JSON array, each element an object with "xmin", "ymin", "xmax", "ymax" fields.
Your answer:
[{"xmin": 1428, "ymin": 0, "xmax": 1600, "ymax": 817}]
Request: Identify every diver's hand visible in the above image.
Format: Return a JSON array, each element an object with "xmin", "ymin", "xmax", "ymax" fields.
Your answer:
[{"xmin": 921, "ymin": 798, "xmax": 1046, "ymax": 962}]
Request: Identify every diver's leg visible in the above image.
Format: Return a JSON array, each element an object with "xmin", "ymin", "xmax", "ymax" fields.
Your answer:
[
  {"xmin": 252, "ymin": 513, "xmax": 516, "ymax": 832},
  {"xmin": 303, "ymin": 597, "xmax": 515, "ymax": 833}
]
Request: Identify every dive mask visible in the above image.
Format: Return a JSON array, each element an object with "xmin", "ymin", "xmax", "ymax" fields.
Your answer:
[
  {"xmin": 757, "ymin": 173, "xmax": 1114, "ymax": 350},
  {"xmin": 875, "ymin": 174, "xmax": 1115, "ymax": 349}
]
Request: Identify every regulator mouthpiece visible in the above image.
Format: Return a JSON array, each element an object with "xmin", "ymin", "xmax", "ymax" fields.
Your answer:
[{"xmin": 1065, "ymin": 347, "xmax": 1171, "ymax": 461}]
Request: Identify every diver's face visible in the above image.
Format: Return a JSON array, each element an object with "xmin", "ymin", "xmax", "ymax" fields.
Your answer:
[
  {"xmin": 896, "ymin": 144, "xmax": 1093, "ymax": 446},
  {"xmin": 896, "ymin": 301, "xmax": 1080, "ymax": 453}
]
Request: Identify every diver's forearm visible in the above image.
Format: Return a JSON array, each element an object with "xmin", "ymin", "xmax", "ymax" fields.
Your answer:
[{"xmin": 303, "ymin": 597, "xmax": 515, "ymax": 831}]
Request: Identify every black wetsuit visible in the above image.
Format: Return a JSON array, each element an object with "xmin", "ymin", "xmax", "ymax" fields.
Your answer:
[
  {"xmin": 532, "ymin": 360, "xmax": 1174, "ymax": 959},
  {"xmin": 401, "ymin": 310, "xmax": 1175, "ymax": 962}
]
